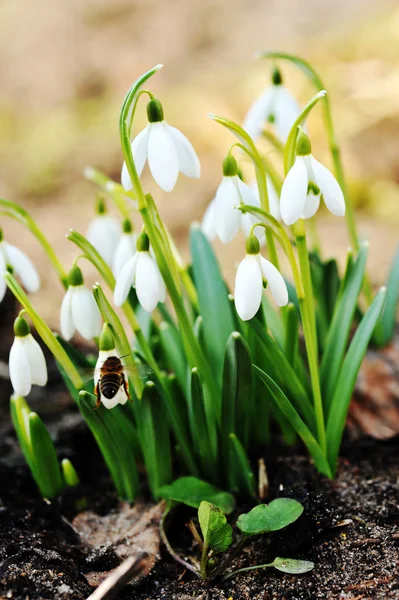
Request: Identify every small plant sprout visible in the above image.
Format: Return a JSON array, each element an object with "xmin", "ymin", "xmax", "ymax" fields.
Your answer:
[
  {"xmin": 113, "ymin": 230, "xmax": 166, "ymax": 311},
  {"xmin": 121, "ymin": 97, "xmax": 200, "ymax": 193},
  {"xmin": 60, "ymin": 264, "xmax": 102, "ymax": 341},
  {"xmin": 0, "ymin": 228, "xmax": 40, "ymax": 303},
  {"xmin": 243, "ymin": 66, "xmax": 301, "ymax": 142},
  {"xmin": 9, "ymin": 312, "xmax": 48, "ymax": 397},
  {"xmin": 235, "ymin": 233, "xmax": 289, "ymax": 321},
  {"xmin": 213, "ymin": 155, "xmax": 261, "ymax": 243},
  {"xmin": 112, "ymin": 218, "xmax": 137, "ymax": 278},
  {"xmin": 94, "ymin": 323, "xmax": 130, "ymax": 409},
  {"xmin": 86, "ymin": 196, "xmax": 121, "ymax": 266},
  {"xmin": 280, "ymin": 129, "xmax": 346, "ymax": 226}
]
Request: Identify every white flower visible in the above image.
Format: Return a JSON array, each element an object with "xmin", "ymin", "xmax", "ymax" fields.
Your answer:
[
  {"xmin": 212, "ymin": 155, "xmax": 263, "ymax": 244},
  {"xmin": 9, "ymin": 317, "xmax": 47, "ymax": 397},
  {"xmin": 121, "ymin": 98, "xmax": 200, "ymax": 193},
  {"xmin": 113, "ymin": 234, "xmax": 165, "ymax": 312},
  {"xmin": 0, "ymin": 232, "xmax": 40, "ymax": 303},
  {"xmin": 86, "ymin": 198, "xmax": 120, "ymax": 267},
  {"xmin": 60, "ymin": 266, "xmax": 102, "ymax": 341},
  {"xmin": 94, "ymin": 349, "xmax": 129, "ymax": 410},
  {"xmin": 243, "ymin": 69, "xmax": 301, "ymax": 142},
  {"xmin": 234, "ymin": 236, "xmax": 289, "ymax": 321},
  {"xmin": 280, "ymin": 132, "xmax": 345, "ymax": 226},
  {"xmin": 112, "ymin": 221, "xmax": 137, "ymax": 279}
]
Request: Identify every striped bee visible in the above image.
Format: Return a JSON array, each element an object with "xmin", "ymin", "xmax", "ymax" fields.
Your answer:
[{"xmin": 94, "ymin": 351, "xmax": 131, "ymax": 410}]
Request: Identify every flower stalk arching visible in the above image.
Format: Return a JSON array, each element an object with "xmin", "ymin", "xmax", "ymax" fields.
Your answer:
[
  {"xmin": 5, "ymin": 273, "xmax": 83, "ymax": 390},
  {"xmin": 0, "ymin": 198, "xmax": 68, "ymax": 287}
]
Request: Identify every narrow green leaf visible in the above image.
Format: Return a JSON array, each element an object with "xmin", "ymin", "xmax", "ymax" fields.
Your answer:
[
  {"xmin": 158, "ymin": 321, "xmax": 188, "ymax": 393},
  {"xmin": 198, "ymin": 501, "xmax": 233, "ymax": 554},
  {"xmin": 29, "ymin": 413, "xmax": 64, "ymax": 499},
  {"xmin": 158, "ymin": 476, "xmax": 235, "ymax": 514},
  {"xmin": 229, "ymin": 434, "xmax": 256, "ymax": 498},
  {"xmin": 284, "ymin": 303, "xmax": 299, "ymax": 367},
  {"xmin": 134, "ymin": 382, "xmax": 172, "ymax": 498},
  {"xmin": 373, "ymin": 245, "xmax": 399, "ymax": 346},
  {"xmin": 190, "ymin": 224, "xmax": 235, "ymax": 387},
  {"xmin": 320, "ymin": 243, "xmax": 368, "ymax": 411},
  {"xmin": 272, "ymin": 557, "xmax": 314, "ymax": 574},
  {"xmin": 253, "ymin": 366, "xmax": 332, "ymax": 478},
  {"xmin": 237, "ymin": 498, "xmax": 304, "ymax": 535},
  {"xmin": 221, "ymin": 332, "xmax": 252, "ymax": 448},
  {"xmin": 326, "ymin": 287, "xmax": 386, "ymax": 472},
  {"xmin": 10, "ymin": 396, "xmax": 38, "ymax": 482},
  {"xmin": 61, "ymin": 459, "xmax": 80, "ymax": 487},
  {"xmin": 189, "ymin": 368, "xmax": 218, "ymax": 477}
]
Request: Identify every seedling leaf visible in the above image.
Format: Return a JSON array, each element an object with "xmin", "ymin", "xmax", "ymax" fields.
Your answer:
[
  {"xmin": 272, "ymin": 557, "xmax": 314, "ymax": 574},
  {"xmin": 158, "ymin": 477, "xmax": 235, "ymax": 514},
  {"xmin": 237, "ymin": 498, "xmax": 304, "ymax": 535},
  {"xmin": 198, "ymin": 501, "xmax": 233, "ymax": 554}
]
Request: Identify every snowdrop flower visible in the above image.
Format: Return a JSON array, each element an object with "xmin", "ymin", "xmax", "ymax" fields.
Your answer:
[
  {"xmin": 280, "ymin": 131, "xmax": 346, "ymax": 226},
  {"xmin": 121, "ymin": 98, "xmax": 200, "ymax": 193},
  {"xmin": 0, "ymin": 229, "xmax": 40, "ymax": 303},
  {"xmin": 112, "ymin": 218, "xmax": 137, "ymax": 279},
  {"xmin": 86, "ymin": 197, "xmax": 120, "ymax": 267},
  {"xmin": 94, "ymin": 324, "xmax": 129, "ymax": 410},
  {"xmin": 9, "ymin": 314, "xmax": 47, "ymax": 397},
  {"xmin": 114, "ymin": 231, "xmax": 166, "ymax": 312},
  {"xmin": 235, "ymin": 234, "xmax": 289, "ymax": 321},
  {"xmin": 243, "ymin": 67, "xmax": 301, "ymax": 143},
  {"xmin": 60, "ymin": 265, "xmax": 102, "ymax": 341},
  {"xmin": 211, "ymin": 155, "xmax": 263, "ymax": 244}
]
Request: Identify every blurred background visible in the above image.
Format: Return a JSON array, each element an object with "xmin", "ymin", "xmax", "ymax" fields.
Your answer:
[{"xmin": 1, "ymin": 0, "xmax": 399, "ymax": 325}]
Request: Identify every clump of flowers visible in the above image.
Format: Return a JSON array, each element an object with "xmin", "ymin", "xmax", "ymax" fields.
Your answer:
[{"xmin": 1, "ymin": 55, "xmax": 397, "ymax": 519}]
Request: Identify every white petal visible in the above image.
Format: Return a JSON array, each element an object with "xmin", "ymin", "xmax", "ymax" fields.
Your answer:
[
  {"xmin": 266, "ymin": 177, "xmax": 281, "ymax": 221},
  {"xmin": 23, "ymin": 334, "xmax": 47, "ymax": 386},
  {"xmin": 113, "ymin": 253, "xmax": 138, "ymax": 307},
  {"xmin": 147, "ymin": 122, "xmax": 179, "ymax": 192},
  {"xmin": 0, "ymin": 248, "xmax": 7, "ymax": 303},
  {"xmin": 243, "ymin": 87, "xmax": 274, "ymax": 141},
  {"xmin": 311, "ymin": 157, "xmax": 346, "ymax": 217},
  {"xmin": 280, "ymin": 157, "xmax": 309, "ymax": 226},
  {"xmin": 214, "ymin": 177, "xmax": 241, "ymax": 243},
  {"xmin": 60, "ymin": 288, "xmax": 75, "ymax": 341},
  {"xmin": 274, "ymin": 86, "xmax": 301, "ymax": 142},
  {"xmin": 166, "ymin": 124, "xmax": 200, "ymax": 178},
  {"xmin": 132, "ymin": 126, "xmax": 149, "ymax": 177},
  {"xmin": 4, "ymin": 243, "xmax": 40, "ymax": 293},
  {"xmin": 101, "ymin": 387, "xmax": 128, "ymax": 410},
  {"xmin": 121, "ymin": 161, "xmax": 132, "ymax": 192},
  {"xmin": 71, "ymin": 286, "xmax": 102, "ymax": 340},
  {"xmin": 135, "ymin": 252, "xmax": 164, "ymax": 312},
  {"xmin": 259, "ymin": 256, "xmax": 289, "ymax": 307},
  {"xmin": 234, "ymin": 254, "xmax": 263, "ymax": 321},
  {"xmin": 9, "ymin": 337, "xmax": 32, "ymax": 397},
  {"xmin": 302, "ymin": 193, "xmax": 321, "ymax": 219},
  {"xmin": 86, "ymin": 216, "xmax": 121, "ymax": 266},
  {"xmin": 201, "ymin": 199, "xmax": 217, "ymax": 241},
  {"xmin": 112, "ymin": 233, "xmax": 136, "ymax": 278}
]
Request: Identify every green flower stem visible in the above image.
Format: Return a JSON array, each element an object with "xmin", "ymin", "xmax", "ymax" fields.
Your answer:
[
  {"xmin": 0, "ymin": 198, "xmax": 68, "ymax": 288},
  {"xmin": 222, "ymin": 561, "xmax": 274, "ymax": 582},
  {"xmin": 5, "ymin": 273, "xmax": 83, "ymax": 389}
]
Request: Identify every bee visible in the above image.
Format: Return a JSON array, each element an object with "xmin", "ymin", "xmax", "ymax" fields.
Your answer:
[{"xmin": 94, "ymin": 351, "xmax": 131, "ymax": 410}]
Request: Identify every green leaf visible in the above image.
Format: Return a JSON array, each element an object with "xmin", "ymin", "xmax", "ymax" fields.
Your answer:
[
  {"xmin": 188, "ymin": 368, "xmax": 218, "ymax": 477},
  {"xmin": 134, "ymin": 382, "xmax": 172, "ymax": 499},
  {"xmin": 198, "ymin": 501, "xmax": 233, "ymax": 555},
  {"xmin": 373, "ymin": 245, "xmax": 399, "ymax": 346},
  {"xmin": 320, "ymin": 243, "xmax": 368, "ymax": 411},
  {"xmin": 158, "ymin": 476, "xmax": 235, "ymax": 514},
  {"xmin": 326, "ymin": 287, "xmax": 386, "ymax": 472},
  {"xmin": 221, "ymin": 332, "xmax": 252, "ymax": 448},
  {"xmin": 29, "ymin": 413, "xmax": 64, "ymax": 499},
  {"xmin": 253, "ymin": 366, "xmax": 332, "ymax": 478},
  {"xmin": 190, "ymin": 224, "xmax": 235, "ymax": 387},
  {"xmin": 158, "ymin": 321, "xmax": 188, "ymax": 393},
  {"xmin": 272, "ymin": 557, "xmax": 314, "ymax": 574},
  {"xmin": 61, "ymin": 459, "xmax": 80, "ymax": 487},
  {"xmin": 228, "ymin": 434, "xmax": 256, "ymax": 498},
  {"xmin": 237, "ymin": 498, "xmax": 304, "ymax": 535}
]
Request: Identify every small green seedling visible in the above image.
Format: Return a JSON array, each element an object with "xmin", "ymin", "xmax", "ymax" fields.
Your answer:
[{"xmin": 159, "ymin": 483, "xmax": 314, "ymax": 583}]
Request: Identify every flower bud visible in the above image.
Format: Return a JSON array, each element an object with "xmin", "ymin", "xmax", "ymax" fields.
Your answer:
[
  {"xmin": 99, "ymin": 323, "xmax": 115, "ymax": 352},
  {"xmin": 147, "ymin": 98, "xmax": 164, "ymax": 123},
  {"xmin": 136, "ymin": 231, "xmax": 150, "ymax": 253},
  {"xmin": 13, "ymin": 314, "xmax": 30, "ymax": 338},
  {"xmin": 122, "ymin": 218, "xmax": 133, "ymax": 234},
  {"xmin": 222, "ymin": 155, "xmax": 238, "ymax": 177},
  {"xmin": 245, "ymin": 233, "xmax": 260, "ymax": 256},
  {"xmin": 67, "ymin": 265, "xmax": 84, "ymax": 287},
  {"xmin": 271, "ymin": 66, "xmax": 283, "ymax": 86},
  {"xmin": 296, "ymin": 130, "xmax": 312, "ymax": 157}
]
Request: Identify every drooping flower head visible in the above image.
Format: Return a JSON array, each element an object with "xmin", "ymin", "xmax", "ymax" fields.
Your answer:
[
  {"xmin": 113, "ymin": 230, "xmax": 166, "ymax": 312},
  {"xmin": 112, "ymin": 218, "xmax": 137, "ymax": 278},
  {"xmin": 0, "ymin": 229, "xmax": 40, "ymax": 304},
  {"xmin": 243, "ymin": 67, "xmax": 301, "ymax": 143},
  {"xmin": 9, "ymin": 313, "xmax": 47, "ymax": 397},
  {"xmin": 86, "ymin": 197, "xmax": 121, "ymax": 267},
  {"xmin": 280, "ymin": 130, "xmax": 346, "ymax": 226},
  {"xmin": 60, "ymin": 264, "xmax": 102, "ymax": 341},
  {"xmin": 121, "ymin": 98, "xmax": 200, "ymax": 193},
  {"xmin": 234, "ymin": 234, "xmax": 289, "ymax": 321},
  {"xmin": 210, "ymin": 155, "xmax": 263, "ymax": 244},
  {"xmin": 94, "ymin": 323, "xmax": 129, "ymax": 410}
]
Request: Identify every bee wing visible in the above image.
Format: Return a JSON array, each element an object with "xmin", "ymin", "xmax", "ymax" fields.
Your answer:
[{"xmin": 123, "ymin": 363, "xmax": 153, "ymax": 379}]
